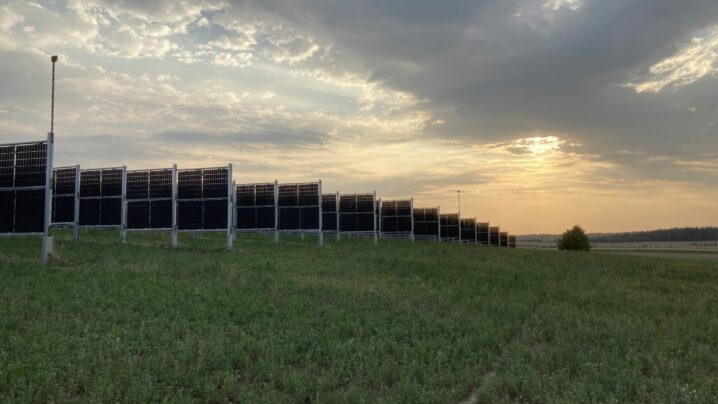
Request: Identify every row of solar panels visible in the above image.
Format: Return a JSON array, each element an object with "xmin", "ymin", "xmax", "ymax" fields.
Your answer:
[{"xmin": 1, "ymin": 139, "xmax": 517, "ymax": 250}]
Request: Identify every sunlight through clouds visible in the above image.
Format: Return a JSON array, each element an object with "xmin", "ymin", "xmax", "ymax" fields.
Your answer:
[{"xmin": 1, "ymin": 0, "xmax": 718, "ymax": 233}]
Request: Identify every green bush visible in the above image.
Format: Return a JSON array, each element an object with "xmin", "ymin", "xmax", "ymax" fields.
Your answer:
[{"xmin": 557, "ymin": 225, "xmax": 591, "ymax": 251}]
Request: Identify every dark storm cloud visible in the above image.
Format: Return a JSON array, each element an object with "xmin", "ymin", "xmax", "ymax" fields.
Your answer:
[{"xmin": 228, "ymin": 0, "xmax": 718, "ymax": 168}]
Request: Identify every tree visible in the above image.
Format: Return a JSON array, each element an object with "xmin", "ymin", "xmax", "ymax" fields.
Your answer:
[{"xmin": 557, "ymin": 225, "xmax": 591, "ymax": 251}]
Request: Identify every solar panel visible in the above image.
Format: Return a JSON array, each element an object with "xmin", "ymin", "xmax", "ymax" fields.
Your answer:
[
  {"xmin": 14, "ymin": 189, "xmax": 45, "ymax": 232},
  {"xmin": 489, "ymin": 226, "xmax": 500, "ymax": 247},
  {"xmin": 176, "ymin": 166, "xmax": 231, "ymax": 235},
  {"xmin": 509, "ymin": 235, "xmax": 517, "ymax": 248},
  {"xmin": 338, "ymin": 193, "xmax": 376, "ymax": 236},
  {"xmin": 380, "ymin": 199, "xmax": 413, "ymax": 239},
  {"xmin": 477, "ymin": 222, "xmax": 490, "ymax": 245},
  {"xmin": 500, "ymin": 231, "xmax": 509, "ymax": 247},
  {"xmin": 125, "ymin": 168, "xmax": 174, "ymax": 230},
  {"xmin": 0, "ymin": 190, "xmax": 12, "ymax": 233},
  {"xmin": 14, "ymin": 142, "xmax": 47, "ymax": 188},
  {"xmin": 460, "ymin": 218, "xmax": 477, "ymax": 243},
  {"xmin": 440, "ymin": 213, "xmax": 460, "ymax": 241},
  {"xmin": 235, "ymin": 182, "xmax": 277, "ymax": 232},
  {"xmin": 52, "ymin": 166, "xmax": 79, "ymax": 227},
  {"xmin": 0, "ymin": 140, "xmax": 50, "ymax": 235},
  {"xmin": 277, "ymin": 182, "xmax": 321, "ymax": 231},
  {"xmin": 413, "ymin": 207, "xmax": 440, "ymax": 240},
  {"xmin": 78, "ymin": 167, "xmax": 125, "ymax": 229},
  {"xmin": 321, "ymin": 193, "xmax": 338, "ymax": 232},
  {"xmin": 0, "ymin": 145, "xmax": 13, "ymax": 188},
  {"xmin": 0, "ymin": 137, "xmax": 53, "ymax": 263}
]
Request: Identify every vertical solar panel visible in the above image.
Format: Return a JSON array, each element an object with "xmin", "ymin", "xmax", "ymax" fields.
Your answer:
[
  {"xmin": 380, "ymin": 199, "xmax": 413, "ymax": 238},
  {"xmin": 235, "ymin": 182, "xmax": 277, "ymax": 232},
  {"xmin": 412, "ymin": 207, "xmax": 440, "ymax": 240},
  {"xmin": 337, "ymin": 193, "xmax": 376, "ymax": 235},
  {"xmin": 509, "ymin": 235, "xmax": 517, "ymax": 248},
  {"xmin": 177, "ymin": 166, "xmax": 230, "ymax": 231},
  {"xmin": 477, "ymin": 222, "xmax": 490, "ymax": 245},
  {"xmin": 500, "ymin": 232, "xmax": 509, "ymax": 247},
  {"xmin": 79, "ymin": 167, "xmax": 125, "ymax": 228},
  {"xmin": 0, "ymin": 190, "xmax": 13, "ymax": 233},
  {"xmin": 321, "ymin": 193, "xmax": 337, "ymax": 232},
  {"xmin": 52, "ymin": 166, "xmax": 78, "ymax": 225},
  {"xmin": 0, "ymin": 140, "xmax": 50, "ymax": 235},
  {"xmin": 126, "ymin": 168, "xmax": 173, "ymax": 230},
  {"xmin": 0, "ymin": 145, "xmax": 13, "ymax": 188},
  {"xmin": 460, "ymin": 218, "xmax": 477, "ymax": 243},
  {"xmin": 277, "ymin": 182, "xmax": 321, "ymax": 232},
  {"xmin": 14, "ymin": 143, "xmax": 47, "ymax": 188},
  {"xmin": 490, "ymin": 226, "xmax": 500, "ymax": 247},
  {"xmin": 440, "ymin": 213, "xmax": 461, "ymax": 241}
]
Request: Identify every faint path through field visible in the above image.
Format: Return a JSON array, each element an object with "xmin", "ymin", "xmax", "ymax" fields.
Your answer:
[{"xmin": 458, "ymin": 321, "xmax": 527, "ymax": 404}]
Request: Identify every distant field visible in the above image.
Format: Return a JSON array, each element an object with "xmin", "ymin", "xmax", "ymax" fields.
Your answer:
[
  {"xmin": 521, "ymin": 239, "xmax": 718, "ymax": 254},
  {"xmin": 1, "ymin": 230, "xmax": 717, "ymax": 402}
]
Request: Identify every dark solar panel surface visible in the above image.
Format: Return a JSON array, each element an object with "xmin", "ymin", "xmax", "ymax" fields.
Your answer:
[
  {"xmin": 381, "ymin": 200, "xmax": 412, "ymax": 233},
  {"xmin": 413, "ymin": 208, "xmax": 439, "ymax": 237},
  {"xmin": 177, "ymin": 167, "xmax": 229, "ymax": 230},
  {"xmin": 277, "ymin": 183, "xmax": 320, "ymax": 231},
  {"xmin": 236, "ymin": 183, "xmax": 276, "ymax": 230},
  {"xmin": 0, "ymin": 141, "xmax": 49, "ymax": 233}
]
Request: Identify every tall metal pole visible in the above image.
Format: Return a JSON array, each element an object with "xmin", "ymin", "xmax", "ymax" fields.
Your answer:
[
  {"xmin": 373, "ymin": 191, "xmax": 378, "ymax": 245},
  {"xmin": 50, "ymin": 55, "xmax": 57, "ymax": 134},
  {"xmin": 120, "ymin": 166, "xmax": 127, "ymax": 243},
  {"xmin": 410, "ymin": 198, "xmax": 415, "ymax": 242},
  {"xmin": 273, "ymin": 180, "xmax": 279, "ymax": 243},
  {"xmin": 73, "ymin": 164, "xmax": 80, "ymax": 240},
  {"xmin": 42, "ymin": 132, "xmax": 54, "ymax": 264},
  {"xmin": 318, "ymin": 179, "xmax": 323, "ymax": 247},
  {"xmin": 226, "ymin": 163, "xmax": 233, "ymax": 251},
  {"xmin": 335, "ymin": 191, "xmax": 340, "ymax": 241},
  {"xmin": 457, "ymin": 190, "xmax": 461, "ymax": 218},
  {"xmin": 171, "ymin": 164, "xmax": 177, "ymax": 248},
  {"xmin": 42, "ymin": 55, "xmax": 58, "ymax": 264}
]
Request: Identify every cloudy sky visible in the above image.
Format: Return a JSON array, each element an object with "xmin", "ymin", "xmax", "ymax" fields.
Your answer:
[{"xmin": 2, "ymin": 0, "xmax": 718, "ymax": 234}]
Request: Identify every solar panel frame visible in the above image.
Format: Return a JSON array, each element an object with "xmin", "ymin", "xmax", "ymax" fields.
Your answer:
[
  {"xmin": 500, "ymin": 231, "xmax": 509, "ymax": 248},
  {"xmin": 380, "ymin": 199, "xmax": 414, "ymax": 240},
  {"xmin": 440, "ymin": 213, "xmax": 461, "ymax": 242},
  {"xmin": 460, "ymin": 218, "xmax": 478, "ymax": 243},
  {"xmin": 124, "ymin": 166, "xmax": 175, "ymax": 231},
  {"xmin": 489, "ymin": 226, "xmax": 501, "ymax": 247},
  {"xmin": 276, "ymin": 180, "xmax": 323, "ymax": 246},
  {"xmin": 413, "ymin": 207, "xmax": 440, "ymax": 241},
  {"xmin": 78, "ymin": 166, "xmax": 127, "ymax": 238},
  {"xmin": 176, "ymin": 164, "xmax": 233, "ymax": 251},
  {"xmin": 338, "ymin": 192, "xmax": 378, "ymax": 242},
  {"xmin": 0, "ymin": 135, "xmax": 54, "ymax": 264},
  {"xmin": 51, "ymin": 165, "xmax": 80, "ymax": 238},
  {"xmin": 234, "ymin": 181, "xmax": 278, "ymax": 234},
  {"xmin": 321, "ymin": 192, "xmax": 338, "ymax": 233}
]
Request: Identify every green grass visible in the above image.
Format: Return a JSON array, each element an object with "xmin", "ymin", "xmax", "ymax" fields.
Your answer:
[{"xmin": 1, "ymin": 230, "xmax": 717, "ymax": 402}]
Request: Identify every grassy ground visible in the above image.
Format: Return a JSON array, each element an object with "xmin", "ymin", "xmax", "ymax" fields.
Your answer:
[{"xmin": 1, "ymin": 230, "xmax": 717, "ymax": 402}]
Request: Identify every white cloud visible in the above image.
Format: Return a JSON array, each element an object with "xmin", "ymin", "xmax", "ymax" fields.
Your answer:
[
  {"xmin": 543, "ymin": 0, "xmax": 582, "ymax": 11},
  {"xmin": 626, "ymin": 27, "xmax": 718, "ymax": 93}
]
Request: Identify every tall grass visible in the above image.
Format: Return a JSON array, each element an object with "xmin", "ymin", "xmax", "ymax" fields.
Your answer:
[{"xmin": 1, "ymin": 230, "xmax": 716, "ymax": 402}]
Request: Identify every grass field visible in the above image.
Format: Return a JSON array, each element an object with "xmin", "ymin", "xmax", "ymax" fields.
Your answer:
[{"xmin": 1, "ymin": 230, "xmax": 717, "ymax": 402}]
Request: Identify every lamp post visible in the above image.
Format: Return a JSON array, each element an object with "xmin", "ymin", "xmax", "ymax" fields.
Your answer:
[
  {"xmin": 457, "ymin": 190, "xmax": 461, "ymax": 217},
  {"xmin": 50, "ymin": 55, "xmax": 58, "ymax": 135}
]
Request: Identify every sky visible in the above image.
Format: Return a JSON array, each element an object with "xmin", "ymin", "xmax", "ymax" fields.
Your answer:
[{"xmin": 1, "ymin": 0, "xmax": 717, "ymax": 234}]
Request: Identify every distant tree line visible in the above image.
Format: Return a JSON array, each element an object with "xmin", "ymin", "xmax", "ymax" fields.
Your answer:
[{"xmin": 590, "ymin": 227, "xmax": 718, "ymax": 243}]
